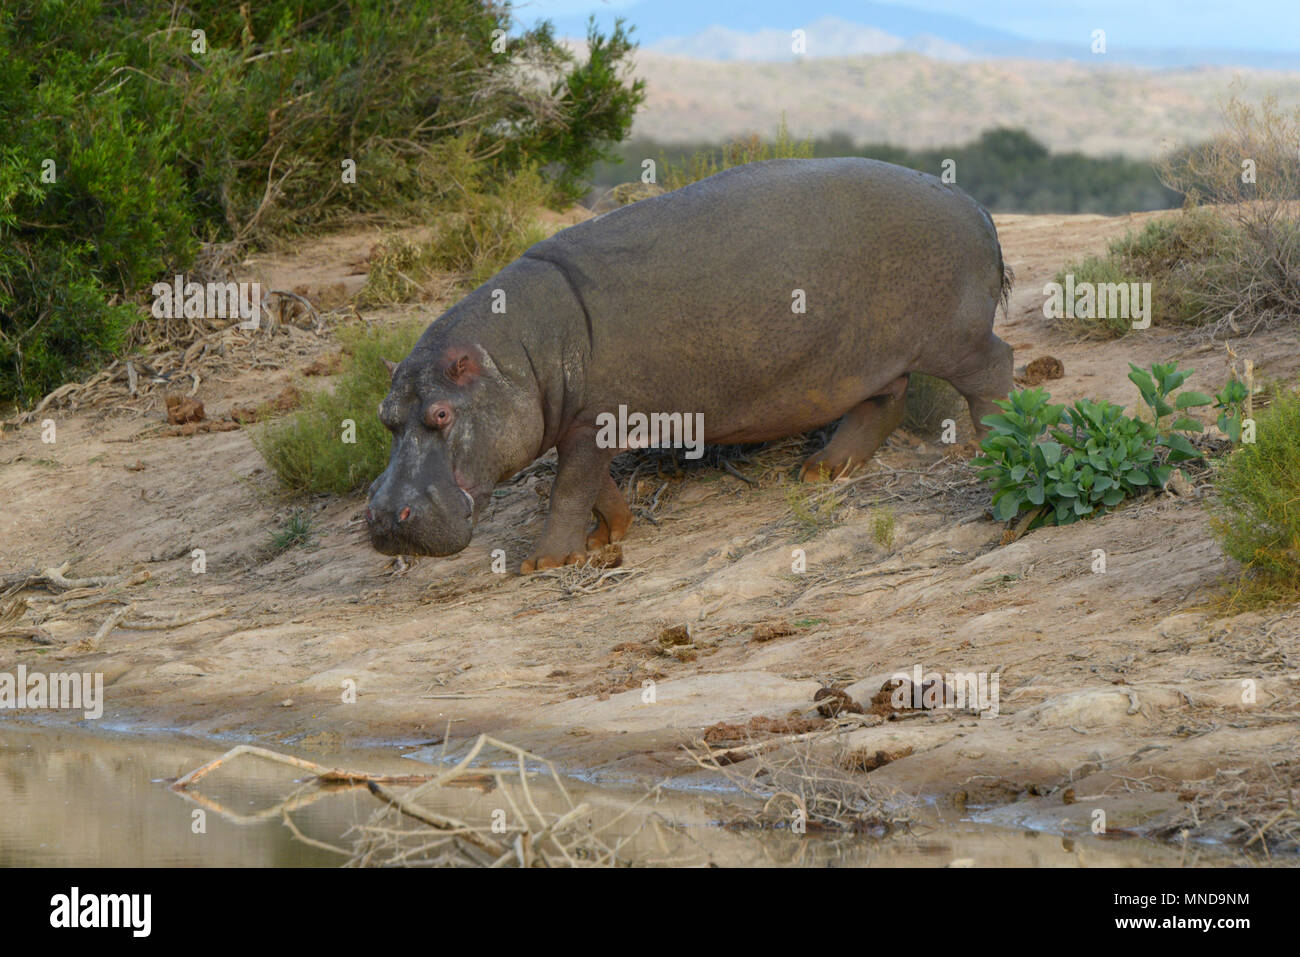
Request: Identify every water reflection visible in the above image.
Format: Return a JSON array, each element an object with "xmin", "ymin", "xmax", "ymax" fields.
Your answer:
[{"xmin": 0, "ymin": 723, "xmax": 1243, "ymax": 867}]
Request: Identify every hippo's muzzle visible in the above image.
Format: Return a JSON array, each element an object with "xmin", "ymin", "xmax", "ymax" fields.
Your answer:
[{"xmin": 365, "ymin": 467, "xmax": 476, "ymax": 557}]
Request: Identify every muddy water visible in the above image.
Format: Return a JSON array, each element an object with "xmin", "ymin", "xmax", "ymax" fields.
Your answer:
[{"xmin": 0, "ymin": 722, "xmax": 1237, "ymax": 867}]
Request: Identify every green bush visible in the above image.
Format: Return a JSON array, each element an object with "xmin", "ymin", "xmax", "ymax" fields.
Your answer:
[
  {"xmin": 972, "ymin": 361, "xmax": 1210, "ymax": 529},
  {"xmin": 1210, "ymin": 388, "xmax": 1300, "ymax": 605},
  {"xmin": 1, "ymin": 1, "xmax": 644, "ymax": 407},
  {"xmin": 252, "ymin": 321, "xmax": 423, "ymax": 494}
]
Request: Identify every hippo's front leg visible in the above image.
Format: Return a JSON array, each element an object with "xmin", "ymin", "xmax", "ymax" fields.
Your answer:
[{"xmin": 521, "ymin": 428, "xmax": 616, "ymax": 573}]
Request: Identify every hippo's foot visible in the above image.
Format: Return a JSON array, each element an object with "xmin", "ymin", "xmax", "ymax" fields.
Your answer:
[
  {"xmin": 520, "ymin": 550, "xmax": 590, "ymax": 573},
  {"xmin": 522, "ymin": 445, "xmax": 630, "ymax": 573},
  {"xmin": 799, "ymin": 384, "xmax": 908, "ymax": 483},
  {"xmin": 584, "ymin": 474, "xmax": 633, "ymax": 550},
  {"xmin": 799, "ymin": 456, "xmax": 856, "ymax": 482}
]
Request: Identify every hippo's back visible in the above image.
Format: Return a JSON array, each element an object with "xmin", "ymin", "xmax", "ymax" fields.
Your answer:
[
  {"xmin": 533, "ymin": 157, "xmax": 1000, "ymax": 313},
  {"xmin": 520, "ymin": 158, "xmax": 1006, "ymax": 432}
]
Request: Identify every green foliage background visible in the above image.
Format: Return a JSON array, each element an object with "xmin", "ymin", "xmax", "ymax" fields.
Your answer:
[
  {"xmin": 0, "ymin": 0, "xmax": 644, "ymax": 405},
  {"xmin": 594, "ymin": 127, "xmax": 1182, "ymax": 213}
]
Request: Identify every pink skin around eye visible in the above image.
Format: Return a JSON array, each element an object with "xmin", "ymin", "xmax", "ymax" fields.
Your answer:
[{"xmin": 426, "ymin": 403, "xmax": 452, "ymax": 429}]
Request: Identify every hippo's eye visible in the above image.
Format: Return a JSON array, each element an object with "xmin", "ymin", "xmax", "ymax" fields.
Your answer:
[{"xmin": 424, "ymin": 402, "xmax": 453, "ymax": 430}]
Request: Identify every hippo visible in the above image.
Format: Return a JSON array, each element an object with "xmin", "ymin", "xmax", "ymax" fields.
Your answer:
[{"xmin": 366, "ymin": 157, "xmax": 1013, "ymax": 571}]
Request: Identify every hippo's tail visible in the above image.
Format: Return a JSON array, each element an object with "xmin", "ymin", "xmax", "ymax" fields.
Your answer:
[
  {"xmin": 982, "ymin": 204, "xmax": 1013, "ymax": 319},
  {"xmin": 998, "ymin": 258, "xmax": 1014, "ymax": 318},
  {"xmin": 973, "ymin": 199, "xmax": 1013, "ymax": 318}
]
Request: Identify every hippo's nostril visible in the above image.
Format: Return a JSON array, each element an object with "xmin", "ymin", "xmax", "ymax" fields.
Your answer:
[{"xmin": 398, "ymin": 506, "xmax": 411, "ymax": 522}]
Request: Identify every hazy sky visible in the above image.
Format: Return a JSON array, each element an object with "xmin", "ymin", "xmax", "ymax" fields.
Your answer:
[{"xmin": 516, "ymin": 0, "xmax": 1300, "ymax": 53}]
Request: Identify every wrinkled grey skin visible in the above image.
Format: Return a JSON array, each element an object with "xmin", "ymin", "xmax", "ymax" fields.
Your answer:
[{"xmin": 367, "ymin": 157, "xmax": 1013, "ymax": 569}]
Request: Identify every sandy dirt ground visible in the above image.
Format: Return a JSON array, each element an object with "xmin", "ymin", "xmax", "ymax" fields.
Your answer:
[{"xmin": 1, "ymin": 209, "xmax": 1298, "ymax": 857}]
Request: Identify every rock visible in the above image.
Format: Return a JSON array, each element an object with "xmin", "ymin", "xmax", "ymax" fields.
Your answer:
[{"xmin": 814, "ymin": 686, "xmax": 863, "ymax": 717}]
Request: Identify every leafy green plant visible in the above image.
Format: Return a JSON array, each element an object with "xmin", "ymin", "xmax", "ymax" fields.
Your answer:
[
  {"xmin": 973, "ymin": 361, "xmax": 1210, "ymax": 529},
  {"xmin": 1, "ymin": 1, "xmax": 645, "ymax": 407},
  {"xmin": 1213, "ymin": 378, "xmax": 1250, "ymax": 444},
  {"xmin": 1126, "ymin": 361, "xmax": 1212, "ymax": 462}
]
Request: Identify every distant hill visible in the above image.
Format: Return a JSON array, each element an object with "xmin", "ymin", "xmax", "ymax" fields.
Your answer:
[
  {"xmin": 544, "ymin": 1, "xmax": 1300, "ymax": 70},
  {"xmin": 619, "ymin": 51, "xmax": 1300, "ymax": 158}
]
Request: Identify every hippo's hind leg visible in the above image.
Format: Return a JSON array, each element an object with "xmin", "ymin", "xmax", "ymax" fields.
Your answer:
[
  {"xmin": 799, "ymin": 375, "xmax": 908, "ymax": 482},
  {"xmin": 586, "ymin": 472, "xmax": 632, "ymax": 550},
  {"xmin": 946, "ymin": 331, "xmax": 1014, "ymax": 439}
]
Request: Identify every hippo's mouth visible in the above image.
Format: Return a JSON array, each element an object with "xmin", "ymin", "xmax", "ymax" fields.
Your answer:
[
  {"xmin": 457, "ymin": 482, "xmax": 492, "ymax": 522},
  {"xmin": 453, "ymin": 470, "xmax": 494, "ymax": 520}
]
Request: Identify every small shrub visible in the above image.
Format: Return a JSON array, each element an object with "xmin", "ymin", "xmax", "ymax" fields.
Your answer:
[
  {"xmin": 1051, "ymin": 210, "xmax": 1224, "ymax": 338},
  {"xmin": 253, "ymin": 321, "xmax": 422, "ymax": 494},
  {"xmin": 1210, "ymin": 388, "xmax": 1300, "ymax": 606},
  {"xmin": 1052, "ymin": 93, "xmax": 1300, "ymax": 340},
  {"xmin": 972, "ymin": 361, "xmax": 1210, "ymax": 529},
  {"xmin": 870, "ymin": 507, "xmax": 896, "ymax": 549},
  {"xmin": 268, "ymin": 510, "xmax": 317, "ymax": 552},
  {"xmin": 1157, "ymin": 94, "xmax": 1300, "ymax": 337},
  {"xmin": 427, "ymin": 167, "xmax": 553, "ymax": 287},
  {"xmin": 360, "ymin": 165, "xmax": 552, "ymax": 305},
  {"xmin": 785, "ymin": 481, "xmax": 844, "ymax": 540}
]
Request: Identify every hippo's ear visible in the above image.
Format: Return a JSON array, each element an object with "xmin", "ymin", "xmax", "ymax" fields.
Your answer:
[
  {"xmin": 382, "ymin": 358, "xmax": 397, "ymax": 380},
  {"xmin": 444, "ymin": 348, "xmax": 481, "ymax": 386}
]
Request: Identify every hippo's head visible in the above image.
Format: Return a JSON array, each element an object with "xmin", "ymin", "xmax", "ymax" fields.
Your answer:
[{"xmin": 366, "ymin": 341, "xmax": 541, "ymax": 557}]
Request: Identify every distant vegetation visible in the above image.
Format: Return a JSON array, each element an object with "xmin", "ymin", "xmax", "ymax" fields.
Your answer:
[
  {"xmin": 1054, "ymin": 95, "xmax": 1300, "ymax": 339},
  {"xmin": 591, "ymin": 126, "xmax": 1182, "ymax": 214},
  {"xmin": 0, "ymin": 1, "xmax": 644, "ymax": 407},
  {"xmin": 658, "ymin": 116, "xmax": 814, "ymax": 191}
]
